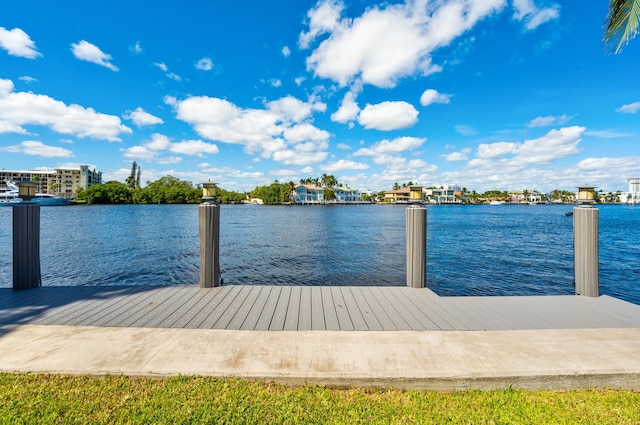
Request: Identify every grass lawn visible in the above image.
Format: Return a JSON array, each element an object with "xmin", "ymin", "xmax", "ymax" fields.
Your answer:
[{"xmin": 1, "ymin": 374, "xmax": 639, "ymax": 424}]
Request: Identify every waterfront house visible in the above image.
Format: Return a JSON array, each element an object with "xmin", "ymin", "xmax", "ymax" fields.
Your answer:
[
  {"xmin": 427, "ymin": 184, "xmax": 462, "ymax": 204},
  {"xmin": 293, "ymin": 184, "xmax": 325, "ymax": 204},
  {"xmin": 384, "ymin": 186, "xmax": 423, "ymax": 203},
  {"xmin": 334, "ymin": 187, "xmax": 360, "ymax": 203}
]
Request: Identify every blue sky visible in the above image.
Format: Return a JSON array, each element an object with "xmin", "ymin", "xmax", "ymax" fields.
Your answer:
[{"xmin": 1, "ymin": 0, "xmax": 638, "ymax": 193}]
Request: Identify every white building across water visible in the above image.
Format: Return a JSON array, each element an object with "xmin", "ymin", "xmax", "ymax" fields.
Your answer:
[
  {"xmin": 625, "ymin": 178, "xmax": 640, "ymax": 204},
  {"xmin": 0, "ymin": 165, "xmax": 102, "ymax": 198}
]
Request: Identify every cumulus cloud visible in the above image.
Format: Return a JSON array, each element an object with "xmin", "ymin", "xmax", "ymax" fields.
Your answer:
[
  {"xmin": 616, "ymin": 101, "xmax": 640, "ymax": 114},
  {"xmin": 476, "ymin": 126, "xmax": 584, "ymax": 163},
  {"xmin": 320, "ymin": 159, "xmax": 370, "ymax": 172},
  {"xmin": 0, "ymin": 27, "xmax": 41, "ymax": 58},
  {"xmin": 445, "ymin": 148, "xmax": 472, "ymax": 161},
  {"xmin": 1, "ymin": 140, "xmax": 73, "ymax": 157},
  {"xmin": 71, "ymin": 40, "xmax": 118, "ymax": 71},
  {"xmin": 123, "ymin": 133, "xmax": 219, "ymax": 162},
  {"xmin": 354, "ymin": 136, "xmax": 426, "ymax": 156},
  {"xmin": 195, "ymin": 57, "xmax": 213, "ymax": 70},
  {"xmin": 0, "ymin": 78, "xmax": 132, "ymax": 141},
  {"xmin": 358, "ymin": 101, "xmax": 418, "ymax": 130},
  {"xmin": 420, "ymin": 89, "xmax": 452, "ymax": 106},
  {"xmin": 331, "ymin": 91, "xmax": 360, "ymax": 123},
  {"xmin": 512, "ymin": 0, "xmax": 560, "ymax": 30},
  {"xmin": 282, "ymin": 46, "xmax": 291, "ymax": 57},
  {"xmin": 168, "ymin": 94, "xmax": 330, "ymax": 165},
  {"xmin": 299, "ymin": 0, "xmax": 504, "ymax": 88},
  {"xmin": 123, "ymin": 107, "xmax": 164, "ymax": 128},
  {"xmin": 527, "ymin": 114, "xmax": 570, "ymax": 127}
]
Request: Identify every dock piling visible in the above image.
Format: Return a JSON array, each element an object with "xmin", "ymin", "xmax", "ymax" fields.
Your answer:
[
  {"xmin": 573, "ymin": 206, "xmax": 599, "ymax": 297},
  {"xmin": 199, "ymin": 202, "xmax": 220, "ymax": 288},
  {"xmin": 13, "ymin": 203, "xmax": 42, "ymax": 290},
  {"xmin": 406, "ymin": 205, "xmax": 427, "ymax": 288}
]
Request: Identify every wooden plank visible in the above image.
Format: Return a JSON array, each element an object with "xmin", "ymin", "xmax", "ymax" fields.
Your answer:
[
  {"xmin": 183, "ymin": 286, "xmax": 238, "ymax": 328},
  {"xmin": 49, "ymin": 292, "xmax": 136, "ymax": 326},
  {"xmin": 298, "ymin": 287, "xmax": 313, "ymax": 330},
  {"xmin": 349, "ymin": 287, "xmax": 383, "ymax": 331},
  {"xmin": 142, "ymin": 287, "xmax": 202, "ymax": 328},
  {"xmin": 116, "ymin": 286, "xmax": 185, "ymax": 327},
  {"xmin": 283, "ymin": 286, "xmax": 301, "ymax": 330},
  {"xmin": 121, "ymin": 287, "xmax": 186, "ymax": 328},
  {"xmin": 339, "ymin": 287, "xmax": 368, "ymax": 330},
  {"xmin": 408, "ymin": 290, "xmax": 468, "ymax": 330},
  {"xmin": 368, "ymin": 287, "xmax": 415, "ymax": 330},
  {"xmin": 254, "ymin": 286, "xmax": 282, "ymax": 330},
  {"xmin": 241, "ymin": 286, "xmax": 273, "ymax": 330},
  {"xmin": 86, "ymin": 289, "xmax": 161, "ymax": 327},
  {"xmin": 359, "ymin": 288, "xmax": 400, "ymax": 330},
  {"xmin": 310, "ymin": 287, "xmax": 325, "ymax": 330},
  {"xmin": 225, "ymin": 286, "xmax": 263, "ymax": 330},
  {"xmin": 330, "ymin": 287, "xmax": 354, "ymax": 331},
  {"xmin": 199, "ymin": 286, "xmax": 246, "ymax": 328},
  {"xmin": 378, "ymin": 287, "xmax": 440, "ymax": 330},
  {"xmin": 268, "ymin": 286, "xmax": 291, "ymax": 331},
  {"xmin": 321, "ymin": 287, "xmax": 340, "ymax": 331}
]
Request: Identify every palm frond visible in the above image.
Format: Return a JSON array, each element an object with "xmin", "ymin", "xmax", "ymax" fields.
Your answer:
[{"xmin": 604, "ymin": 0, "xmax": 640, "ymax": 53}]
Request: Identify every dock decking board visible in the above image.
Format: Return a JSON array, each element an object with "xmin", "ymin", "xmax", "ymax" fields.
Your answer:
[{"xmin": 2, "ymin": 285, "xmax": 640, "ymax": 331}]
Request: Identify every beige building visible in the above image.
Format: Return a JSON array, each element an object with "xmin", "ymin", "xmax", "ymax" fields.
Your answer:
[{"xmin": 0, "ymin": 165, "xmax": 102, "ymax": 198}]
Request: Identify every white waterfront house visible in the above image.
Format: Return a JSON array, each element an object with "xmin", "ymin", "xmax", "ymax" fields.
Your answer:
[
  {"xmin": 293, "ymin": 184, "xmax": 325, "ymax": 204},
  {"xmin": 426, "ymin": 184, "xmax": 461, "ymax": 204},
  {"xmin": 334, "ymin": 187, "xmax": 360, "ymax": 203}
]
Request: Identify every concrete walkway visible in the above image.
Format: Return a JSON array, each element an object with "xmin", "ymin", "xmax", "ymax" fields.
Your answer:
[{"xmin": 1, "ymin": 324, "xmax": 639, "ymax": 390}]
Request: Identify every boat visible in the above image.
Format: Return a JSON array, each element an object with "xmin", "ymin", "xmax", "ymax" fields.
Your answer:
[
  {"xmin": 489, "ymin": 200, "xmax": 504, "ymax": 205},
  {"xmin": 0, "ymin": 181, "xmax": 69, "ymax": 206}
]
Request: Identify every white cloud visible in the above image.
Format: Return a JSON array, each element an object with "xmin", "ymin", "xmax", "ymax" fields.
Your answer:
[
  {"xmin": 420, "ymin": 89, "xmax": 452, "ymax": 106},
  {"xmin": 155, "ymin": 62, "xmax": 181, "ymax": 80},
  {"xmin": 123, "ymin": 107, "xmax": 164, "ymax": 128},
  {"xmin": 445, "ymin": 148, "xmax": 472, "ymax": 161},
  {"xmin": 336, "ymin": 143, "xmax": 351, "ymax": 150},
  {"xmin": 320, "ymin": 159, "xmax": 369, "ymax": 172},
  {"xmin": 331, "ymin": 91, "xmax": 360, "ymax": 123},
  {"xmin": 196, "ymin": 57, "xmax": 213, "ymax": 71},
  {"xmin": 169, "ymin": 94, "xmax": 330, "ymax": 165},
  {"xmin": 18, "ymin": 76, "xmax": 37, "ymax": 84},
  {"xmin": 0, "ymin": 27, "xmax": 41, "ymax": 58},
  {"xmin": 282, "ymin": 46, "xmax": 291, "ymax": 57},
  {"xmin": 512, "ymin": 0, "xmax": 560, "ymax": 30},
  {"xmin": 300, "ymin": 0, "xmax": 503, "ymax": 88},
  {"xmin": 130, "ymin": 41, "xmax": 143, "ymax": 54},
  {"xmin": 358, "ymin": 101, "xmax": 418, "ymax": 130},
  {"xmin": 616, "ymin": 101, "xmax": 640, "ymax": 114},
  {"xmin": 170, "ymin": 139, "xmax": 220, "ymax": 156},
  {"xmin": 527, "ymin": 114, "xmax": 570, "ymax": 127},
  {"xmin": 455, "ymin": 124, "xmax": 478, "ymax": 136},
  {"xmin": 123, "ymin": 133, "xmax": 218, "ymax": 162},
  {"xmin": 1, "ymin": 140, "xmax": 73, "ymax": 157},
  {"xmin": 71, "ymin": 40, "xmax": 118, "ymax": 71},
  {"xmin": 0, "ymin": 78, "xmax": 132, "ymax": 141},
  {"xmin": 477, "ymin": 126, "xmax": 584, "ymax": 163},
  {"xmin": 354, "ymin": 136, "xmax": 426, "ymax": 156}
]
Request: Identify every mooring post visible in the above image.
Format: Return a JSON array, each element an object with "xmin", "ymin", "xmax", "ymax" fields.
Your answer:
[
  {"xmin": 406, "ymin": 205, "xmax": 427, "ymax": 288},
  {"xmin": 199, "ymin": 182, "xmax": 220, "ymax": 288},
  {"xmin": 13, "ymin": 203, "xmax": 42, "ymax": 290},
  {"xmin": 573, "ymin": 205, "xmax": 599, "ymax": 297}
]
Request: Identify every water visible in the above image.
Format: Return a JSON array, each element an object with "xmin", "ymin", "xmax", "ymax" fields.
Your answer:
[{"xmin": 1, "ymin": 204, "xmax": 638, "ymax": 305}]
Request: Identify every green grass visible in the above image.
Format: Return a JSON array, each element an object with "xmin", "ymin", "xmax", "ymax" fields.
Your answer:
[{"xmin": 1, "ymin": 374, "xmax": 639, "ymax": 424}]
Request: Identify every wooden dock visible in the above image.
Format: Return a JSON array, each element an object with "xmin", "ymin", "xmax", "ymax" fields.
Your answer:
[{"xmin": 2, "ymin": 285, "xmax": 640, "ymax": 331}]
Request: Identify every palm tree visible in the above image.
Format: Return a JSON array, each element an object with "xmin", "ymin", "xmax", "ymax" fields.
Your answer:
[{"xmin": 604, "ymin": 0, "xmax": 640, "ymax": 53}]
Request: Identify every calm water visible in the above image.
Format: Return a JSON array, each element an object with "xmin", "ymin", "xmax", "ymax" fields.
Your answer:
[{"xmin": 1, "ymin": 204, "xmax": 638, "ymax": 305}]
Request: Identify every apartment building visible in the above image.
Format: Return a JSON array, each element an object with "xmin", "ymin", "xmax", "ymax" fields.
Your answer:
[{"xmin": 0, "ymin": 165, "xmax": 102, "ymax": 198}]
